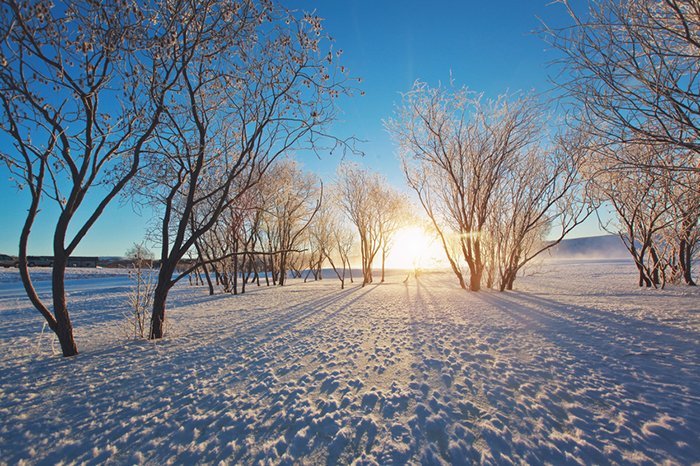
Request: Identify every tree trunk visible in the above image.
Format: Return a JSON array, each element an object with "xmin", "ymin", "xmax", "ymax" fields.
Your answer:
[
  {"xmin": 360, "ymin": 237, "xmax": 369, "ymax": 286},
  {"xmin": 18, "ymin": 198, "xmax": 78, "ymax": 356},
  {"xmin": 362, "ymin": 266, "xmax": 372, "ymax": 286},
  {"xmin": 636, "ymin": 264, "xmax": 652, "ymax": 287},
  {"xmin": 194, "ymin": 241, "xmax": 214, "ymax": 295},
  {"xmin": 51, "ymin": 254, "xmax": 78, "ymax": 356},
  {"xmin": 150, "ymin": 264, "xmax": 174, "ymax": 339},
  {"xmin": 17, "ymin": 194, "xmax": 65, "ymax": 350},
  {"xmin": 649, "ymin": 247, "xmax": 661, "ymax": 286},
  {"xmin": 233, "ymin": 252, "xmax": 239, "ymax": 295},
  {"xmin": 213, "ymin": 265, "xmax": 221, "ymax": 286},
  {"xmin": 270, "ymin": 255, "xmax": 278, "ymax": 285},
  {"xmin": 505, "ymin": 270, "xmax": 515, "ymax": 291},
  {"xmin": 381, "ymin": 248, "xmax": 386, "ymax": 283},
  {"xmin": 150, "ymin": 290, "xmax": 166, "ymax": 340},
  {"xmin": 220, "ymin": 270, "xmax": 229, "ymax": 291},
  {"xmin": 278, "ymin": 252, "xmax": 287, "ymax": 286},
  {"xmin": 498, "ymin": 267, "xmax": 517, "ymax": 291},
  {"xmin": 679, "ymin": 238, "xmax": 696, "ymax": 286},
  {"xmin": 202, "ymin": 264, "xmax": 214, "ymax": 296},
  {"xmin": 203, "ymin": 263, "xmax": 214, "ymax": 295},
  {"xmin": 54, "ymin": 319, "xmax": 78, "ymax": 357},
  {"xmin": 469, "ymin": 268, "xmax": 481, "ymax": 292},
  {"xmin": 241, "ymin": 259, "xmax": 247, "ymax": 294},
  {"xmin": 251, "ymin": 253, "xmax": 261, "ymax": 286}
]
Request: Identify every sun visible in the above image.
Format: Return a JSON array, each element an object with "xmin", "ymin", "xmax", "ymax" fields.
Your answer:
[{"xmin": 384, "ymin": 226, "xmax": 445, "ymax": 270}]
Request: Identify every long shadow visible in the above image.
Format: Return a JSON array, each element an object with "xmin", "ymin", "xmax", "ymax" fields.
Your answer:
[
  {"xmin": 474, "ymin": 291, "xmax": 700, "ymax": 386},
  {"xmin": 184, "ymin": 283, "xmax": 371, "ymax": 346},
  {"xmin": 407, "ymin": 277, "xmax": 435, "ymax": 357},
  {"xmin": 0, "ymin": 281, "xmax": 368, "ymax": 463},
  {"xmin": 472, "ymin": 292, "xmax": 700, "ymax": 420},
  {"xmin": 464, "ymin": 290, "xmax": 700, "ymax": 463},
  {"xmin": 400, "ymin": 277, "xmax": 466, "ymax": 461},
  {"xmin": 0, "ymin": 281, "xmax": 239, "ymax": 342},
  {"xmin": 0, "ymin": 280, "xmax": 381, "ymax": 464},
  {"xmin": 137, "ymin": 283, "xmax": 380, "ymax": 462},
  {"xmin": 4, "ymin": 274, "xmax": 696, "ymax": 464},
  {"xmin": 485, "ymin": 291, "xmax": 699, "ymax": 365},
  {"xmin": 162, "ymin": 287, "xmax": 252, "ymax": 309},
  {"xmin": 516, "ymin": 291, "xmax": 698, "ymax": 342},
  {"xmin": 310, "ymin": 284, "xmax": 377, "ymax": 328}
]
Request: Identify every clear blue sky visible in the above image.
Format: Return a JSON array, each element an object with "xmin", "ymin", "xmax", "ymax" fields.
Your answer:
[{"xmin": 0, "ymin": 0, "xmax": 600, "ymax": 257}]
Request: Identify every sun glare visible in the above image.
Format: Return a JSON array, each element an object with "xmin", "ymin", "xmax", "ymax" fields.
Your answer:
[{"xmin": 384, "ymin": 226, "xmax": 445, "ymax": 270}]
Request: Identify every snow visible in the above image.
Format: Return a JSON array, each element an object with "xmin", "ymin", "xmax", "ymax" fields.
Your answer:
[
  {"xmin": 0, "ymin": 259, "xmax": 698, "ymax": 464},
  {"xmin": 0, "ymin": 266, "xmax": 130, "ymax": 283}
]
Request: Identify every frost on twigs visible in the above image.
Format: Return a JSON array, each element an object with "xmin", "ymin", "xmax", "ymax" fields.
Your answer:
[{"xmin": 122, "ymin": 243, "xmax": 156, "ymax": 340}]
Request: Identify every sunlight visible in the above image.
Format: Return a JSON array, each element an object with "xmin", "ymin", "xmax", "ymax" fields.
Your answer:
[{"xmin": 384, "ymin": 226, "xmax": 445, "ymax": 270}]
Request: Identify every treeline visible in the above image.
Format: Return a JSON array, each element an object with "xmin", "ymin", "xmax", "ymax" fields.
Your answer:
[
  {"xmin": 0, "ymin": 0, "xmax": 356, "ymax": 355},
  {"xmin": 1, "ymin": 0, "xmax": 697, "ymax": 358},
  {"xmin": 180, "ymin": 158, "xmax": 409, "ymax": 294},
  {"xmin": 548, "ymin": 0, "xmax": 699, "ymax": 287},
  {"xmin": 386, "ymin": 0, "xmax": 698, "ymax": 291},
  {"xmin": 388, "ymin": 91, "xmax": 592, "ymax": 292}
]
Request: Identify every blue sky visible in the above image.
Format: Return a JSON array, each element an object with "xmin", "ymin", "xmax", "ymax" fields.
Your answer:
[
  {"xmin": 300, "ymin": 0, "xmax": 578, "ymax": 181},
  {"xmin": 0, "ymin": 0, "xmax": 601, "ymax": 257}
]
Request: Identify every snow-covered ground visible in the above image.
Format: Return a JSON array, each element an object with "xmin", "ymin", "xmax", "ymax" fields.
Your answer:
[
  {"xmin": 0, "ymin": 266, "xmax": 130, "ymax": 283},
  {"xmin": 0, "ymin": 260, "xmax": 698, "ymax": 465}
]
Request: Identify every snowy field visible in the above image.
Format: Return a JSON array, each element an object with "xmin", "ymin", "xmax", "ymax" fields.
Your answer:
[
  {"xmin": 0, "ymin": 260, "xmax": 698, "ymax": 465},
  {"xmin": 0, "ymin": 266, "xmax": 129, "ymax": 283}
]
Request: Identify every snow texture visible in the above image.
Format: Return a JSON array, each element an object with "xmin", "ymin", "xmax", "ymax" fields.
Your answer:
[{"xmin": 0, "ymin": 260, "xmax": 698, "ymax": 465}]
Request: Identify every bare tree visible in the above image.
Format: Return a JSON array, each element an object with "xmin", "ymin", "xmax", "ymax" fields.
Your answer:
[
  {"xmin": 124, "ymin": 243, "xmax": 155, "ymax": 339},
  {"xmin": 377, "ymin": 189, "xmax": 409, "ymax": 283},
  {"xmin": 198, "ymin": 202, "xmax": 248, "ymax": 295},
  {"xmin": 306, "ymin": 207, "xmax": 332, "ymax": 282},
  {"xmin": 262, "ymin": 159, "xmax": 322, "ymax": 286},
  {"xmin": 336, "ymin": 227, "xmax": 356, "ymax": 285},
  {"xmin": 664, "ymin": 168, "xmax": 700, "ymax": 285},
  {"xmin": 336, "ymin": 164, "xmax": 388, "ymax": 286},
  {"xmin": 389, "ymin": 83, "xmax": 542, "ymax": 291},
  {"xmin": 0, "ymin": 0, "xmax": 180, "ymax": 356},
  {"xmin": 547, "ymin": 0, "xmax": 700, "ymax": 287},
  {"xmin": 585, "ymin": 143, "xmax": 674, "ymax": 287},
  {"xmin": 309, "ymin": 198, "xmax": 355, "ymax": 288},
  {"xmin": 488, "ymin": 129, "xmax": 593, "ymax": 290},
  {"xmin": 197, "ymin": 183, "xmax": 266, "ymax": 294},
  {"xmin": 547, "ymin": 0, "xmax": 700, "ymax": 170},
  {"xmin": 135, "ymin": 2, "xmax": 352, "ymax": 339}
]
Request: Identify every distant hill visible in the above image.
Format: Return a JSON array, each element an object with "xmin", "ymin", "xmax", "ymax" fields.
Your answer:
[{"xmin": 548, "ymin": 234, "xmax": 629, "ymax": 259}]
